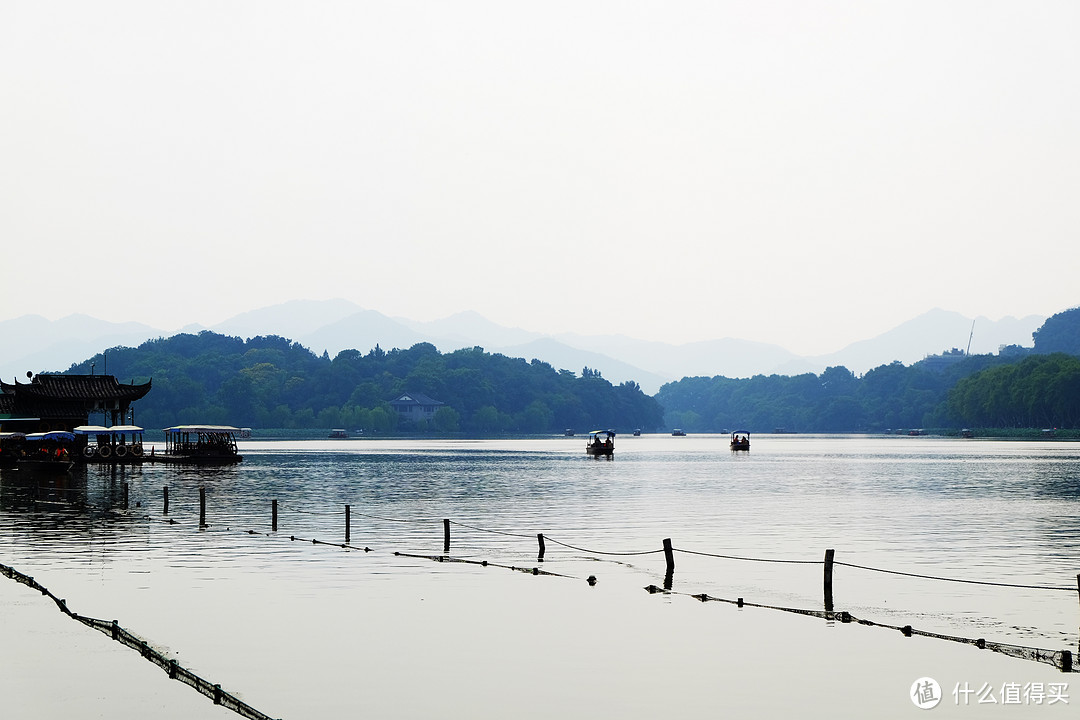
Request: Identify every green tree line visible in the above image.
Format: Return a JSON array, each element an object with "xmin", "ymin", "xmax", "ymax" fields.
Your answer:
[
  {"xmin": 656, "ymin": 352, "xmax": 1080, "ymax": 433},
  {"xmin": 69, "ymin": 332, "xmax": 663, "ymax": 434}
]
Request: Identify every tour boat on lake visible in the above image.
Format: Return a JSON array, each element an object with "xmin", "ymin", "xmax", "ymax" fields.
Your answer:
[
  {"xmin": 157, "ymin": 425, "xmax": 243, "ymax": 464},
  {"xmin": 20, "ymin": 431, "xmax": 76, "ymax": 474},
  {"xmin": 74, "ymin": 425, "xmax": 145, "ymax": 463},
  {"xmin": 586, "ymin": 430, "xmax": 615, "ymax": 457}
]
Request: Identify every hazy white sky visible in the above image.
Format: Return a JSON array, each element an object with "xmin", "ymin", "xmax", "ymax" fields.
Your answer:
[{"xmin": 2, "ymin": 2, "xmax": 1077, "ymax": 355}]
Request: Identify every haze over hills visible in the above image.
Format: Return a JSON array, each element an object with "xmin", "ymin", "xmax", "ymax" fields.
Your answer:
[{"xmin": 0, "ymin": 300, "xmax": 1046, "ymax": 395}]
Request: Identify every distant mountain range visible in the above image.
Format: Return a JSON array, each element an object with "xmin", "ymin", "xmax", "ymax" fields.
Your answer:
[{"xmin": 0, "ymin": 301, "xmax": 1046, "ymax": 395}]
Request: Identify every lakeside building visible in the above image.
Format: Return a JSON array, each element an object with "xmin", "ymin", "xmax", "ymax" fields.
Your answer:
[
  {"xmin": 0, "ymin": 374, "xmax": 152, "ymax": 433},
  {"xmin": 388, "ymin": 392, "xmax": 444, "ymax": 423}
]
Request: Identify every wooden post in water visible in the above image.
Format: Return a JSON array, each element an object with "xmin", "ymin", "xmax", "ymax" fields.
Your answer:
[
  {"xmin": 663, "ymin": 538, "xmax": 675, "ymax": 590},
  {"xmin": 199, "ymin": 487, "xmax": 206, "ymax": 528},
  {"xmin": 537, "ymin": 533, "xmax": 546, "ymax": 562},
  {"xmin": 443, "ymin": 519, "xmax": 451, "ymax": 554},
  {"xmin": 345, "ymin": 504, "xmax": 351, "ymax": 543},
  {"xmin": 272, "ymin": 500, "xmax": 278, "ymax": 532},
  {"xmin": 824, "ymin": 548, "xmax": 835, "ymax": 612},
  {"xmin": 122, "ymin": 482, "xmax": 129, "ymax": 509},
  {"xmin": 163, "ymin": 486, "xmax": 169, "ymax": 515}
]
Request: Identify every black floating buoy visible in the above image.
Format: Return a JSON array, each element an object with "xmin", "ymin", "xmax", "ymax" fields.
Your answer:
[
  {"xmin": 976, "ymin": 638, "xmax": 986, "ymax": 649},
  {"xmin": 532, "ymin": 567, "xmax": 539, "ymax": 575},
  {"xmin": 587, "ymin": 575, "xmax": 597, "ymax": 586},
  {"xmin": 645, "ymin": 584, "xmax": 661, "ymax": 594},
  {"xmin": 901, "ymin": 625, "xmax": 913, "ymax": 637},
  {"xmin": 481, "ymin": 560, "xmax": 488, "ymax": 566}
]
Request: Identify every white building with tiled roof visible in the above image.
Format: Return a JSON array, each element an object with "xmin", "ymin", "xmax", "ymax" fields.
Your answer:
[{"xmin": 388, "ymin": 392, "xmax": 444, "ymax": 422}]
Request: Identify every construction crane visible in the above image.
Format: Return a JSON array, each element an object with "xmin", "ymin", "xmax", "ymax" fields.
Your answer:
[{"xmin": 966, "ymin": 319, "xmax": 975, "ymax": 355}]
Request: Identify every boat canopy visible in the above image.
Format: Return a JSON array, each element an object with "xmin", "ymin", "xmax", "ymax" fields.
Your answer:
[
  {"xmin": 588, "ymin": 430, "xmax": 616, "ymax": 438},
  {"xmin": 731, "ymin": 430, "xmax": 750, "ymax": 435},
  {"xmin": 0, "ymin": 432, "xmax": 26, "ymax": 440},
  {"xmin": 74, "ymin": 425, "xmax": 144, "ymax": 436},
  {"xmin": 25, "ymin": 431, "xmax": 76, "ymax": 442},
  {"xmin": 165, "ymin": 425, "xmax": 241, "ymax": 434}
]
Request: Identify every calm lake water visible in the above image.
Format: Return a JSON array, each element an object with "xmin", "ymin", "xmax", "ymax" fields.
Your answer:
[{"xmin": 2, "ymin": 434, "xmax": 1078, "ymax": 718}]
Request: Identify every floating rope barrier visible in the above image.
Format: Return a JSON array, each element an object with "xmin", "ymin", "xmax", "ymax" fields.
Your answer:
[
  {"xmin": 12, "ymin": 480, "xmax": 1077, "ymax": 685},
  {"xmin": 655, "ymin": 586, "xmax": 1078, "ymax": 674},
  {"xmin": 0, "ymin": 562, "xmax": 282, "ymax": 720},
  {"xmin": 674, "ymin": 547, "xmax": 824, "ymax": 564},
  {"xmin": 834, "ymin": 560, "xmax": 1077, "ymax": 592},
  {"xmin": 447, "ymin": 520, "xmax": 538, "ymax": 540},
  {"xmin": 541, "ymin": 535, "xmax": 664, "ymax": 556},
  {"xmin": 393, "ymin": 551, "xmax": 578, "ymax": 579}
]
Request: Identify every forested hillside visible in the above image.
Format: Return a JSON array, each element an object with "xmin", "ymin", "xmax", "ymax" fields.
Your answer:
[
  {"xmin": 656, "ymin": 352, "xmax": 1080, "ymax": 433},
  {"xmin": 59, "ymin": 306, "xmax": 1080, "ymax": 434},
  {"xmin": 67, "ymin": 332, "xmax": 663, "ymax": 434}
]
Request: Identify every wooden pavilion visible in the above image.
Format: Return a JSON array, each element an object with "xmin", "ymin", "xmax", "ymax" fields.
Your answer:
[{"xmin": 0, "ymin": 374, "xmax": 152, "ymax": 433}]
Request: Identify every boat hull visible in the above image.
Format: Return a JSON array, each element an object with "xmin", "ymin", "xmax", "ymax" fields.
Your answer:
[{"xmin": 147, "ymin": 453, "xmax": 243, "ymax": 465}]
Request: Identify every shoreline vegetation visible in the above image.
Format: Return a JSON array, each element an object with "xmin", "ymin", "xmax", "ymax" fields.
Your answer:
[{"xmin": 31, "ymin": 306, "xmax": 1080, "ymax": 436}]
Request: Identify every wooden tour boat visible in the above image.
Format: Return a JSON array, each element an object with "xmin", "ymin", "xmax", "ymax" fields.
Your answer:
[
  {"xmin": 20, "ymin": 431, "xmax": 77, "ymax": 474},
  {"xmin": 157, "ymin": 425, "xmax": 244, "ymax": 465},
  {"xmin": 730, "ymin": 430, "xmax": 750, "ymax": 451},
  {"xmin": 74, "ymin": 425, "xmax": 145, "ymax": 463}
]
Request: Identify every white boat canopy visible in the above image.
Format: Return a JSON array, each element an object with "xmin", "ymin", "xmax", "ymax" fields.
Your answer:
[
  {"xmin": 164, "ymin": 425, "xmax": 241, "ymax": 434},
  {"xmin": 74, "ymin": 425, "xmax": 144, "ymax": 435}
]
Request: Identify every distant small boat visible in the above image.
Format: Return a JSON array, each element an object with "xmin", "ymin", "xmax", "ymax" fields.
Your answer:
[
  {"xmin": 564, "ymin": 429, "xmax": 575, "ymax": 437},
  {"xmin": 586, "ymin": 430, "xmax": 615, "ymax": 457},
  {"xmin": 633, "ymin": 429, "xmax": 641, "ymax": 437},
  {"xmin": 671, "ymin": 429, "xmax": 686, "ymax": 436},
  {"xmin": 730, "ymin": 430, "xmax": 750, "ymax": 451},
  {"xmin": 961, "ymin": 428, "xmax": 974, "ymax": 439},
  {"xmin": 328, "ymin": 429, "xmax": 349, "ymax": 439}
]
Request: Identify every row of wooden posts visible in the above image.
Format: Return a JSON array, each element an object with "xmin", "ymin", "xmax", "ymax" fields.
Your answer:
[
  {"xmin": 139, "ymin": 484, "xmax": 1080, "ymax": 667},
  {"xmin": 160, "ymin": 487, "xmax": 1080, "ymax": 610},
  {"xmin": 167, "ymin": 486, "xmax": 843, "ymax": 605}
]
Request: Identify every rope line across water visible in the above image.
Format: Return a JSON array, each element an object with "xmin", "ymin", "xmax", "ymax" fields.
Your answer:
[
  {"xmin": 834, "ymin": 561, "xmax": 1076, "ymax": 592},
  {"xmin": 0, "ymin": 563, "xmax": 282, "ymax": 720},
  {"xmin": 675, "ymin": 547, "xmax": 824, "ymax": 564}
]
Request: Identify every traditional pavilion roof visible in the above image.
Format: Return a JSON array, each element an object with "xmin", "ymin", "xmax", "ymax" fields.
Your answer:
[
  {"xmin": 389, "ymin": 392, "xmax": 444, "ymax": 408},
  {"xmin": 0, "ymin": 374, "xmax": 152, "ymax": 401}
]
